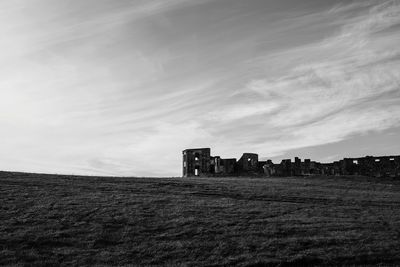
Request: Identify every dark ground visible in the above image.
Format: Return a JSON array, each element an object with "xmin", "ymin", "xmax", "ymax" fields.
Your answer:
[{"xmin": 1, "ymin": 171, "xmax": 400, "ymax": 266}]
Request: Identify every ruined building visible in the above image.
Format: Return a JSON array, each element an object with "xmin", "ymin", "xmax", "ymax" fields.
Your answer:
[
  {"xmin": 182, "ymin": 148, "xmax": 237, "ymax": 177},
  {"xmin": 237, "ymin": 153, "xmax": 259, "ymax": 174},
  {"xmin": 182, "ymin": 148, "xmax": 400, "ymax": 178},
  {"xmin": 182, "ymin": 148, "xmax": 211, "ymax": 177}
]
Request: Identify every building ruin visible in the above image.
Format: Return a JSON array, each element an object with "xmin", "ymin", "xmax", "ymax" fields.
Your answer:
[{"xmin": 182, "ymin": 148, "xmax": 400, "ymax": 178}]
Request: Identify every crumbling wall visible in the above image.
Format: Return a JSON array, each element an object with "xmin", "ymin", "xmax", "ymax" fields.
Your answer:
[
  {"xmin": 237, "ymin": 153, "xmax": 259, "ymax": 174},
  {"xmin": 182, "ymin": 148, "xmax": 211, "ymax": 177},
  {"xmin": 261, "ymin": 160, "xmax": 276, "ymax": 176},
  {"xmin": 221, "ymin": 158, "xmax": 236, "ymax": 175},
  {"xmin": 278, "ymin": 159, "xmax": 292, "ymax": 176},
  {"xmin": 341, "ymin": 156, "xmax": 400, "ymax": 177},
  {"xmin": 182, "ymin": 148, "xmax": 400, "ymax": 178}
]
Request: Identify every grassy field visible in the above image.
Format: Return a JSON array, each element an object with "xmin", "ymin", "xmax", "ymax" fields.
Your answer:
[{"xmin": 1, "ymin": 171, "xmax": 400, "ymax": 266}]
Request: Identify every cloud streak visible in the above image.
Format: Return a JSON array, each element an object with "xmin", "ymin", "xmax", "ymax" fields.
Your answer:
[
  {"xmin": 208, "ymin": 0, "xmax": 400, "ymax": 157},
  {"xmin": 0, "ymin": 0, "xmax": 399, "ymax": 176}
]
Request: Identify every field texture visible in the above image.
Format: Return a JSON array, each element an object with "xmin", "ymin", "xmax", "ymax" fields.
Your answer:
[{"xmin": 1, "ymin": 171, "xmax": 400, "ymax": 266}]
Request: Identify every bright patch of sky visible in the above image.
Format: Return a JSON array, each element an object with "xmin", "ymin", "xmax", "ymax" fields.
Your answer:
[{"xmin": 1, "ymin": 0, "xmax": 399, "ymax": 176}]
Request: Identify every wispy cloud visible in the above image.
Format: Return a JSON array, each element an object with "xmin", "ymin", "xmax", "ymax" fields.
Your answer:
[
  {"xmin": 207, "ymin": 0, "xmax": 400, "ymax": 158},
  {"xmin": 0, "ymin": 0, "xmax": 399, "ymax": 176}
]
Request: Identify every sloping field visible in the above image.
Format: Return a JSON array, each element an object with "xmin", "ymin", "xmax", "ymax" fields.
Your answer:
[{"xmin": 1, "ymin": 171, "xmax": 400, "ymax": 266}]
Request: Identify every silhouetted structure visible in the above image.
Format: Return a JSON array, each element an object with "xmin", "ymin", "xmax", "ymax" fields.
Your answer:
[
  {"xmin": 182, "ymin": 148, "xmax": 211, "ymax": 177},
  {"xmin": 182, "ymin": 148, "xmax": 400, "ymax": 178},
  {"xmin": 237, "ymin": 153, "xmax": 259, "ymax": 174}
]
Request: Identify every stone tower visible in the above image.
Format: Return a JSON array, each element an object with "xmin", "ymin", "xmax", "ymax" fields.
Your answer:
[{"xmin": 182, "ymin": 148, "xmax": 211, "ymax": 177}]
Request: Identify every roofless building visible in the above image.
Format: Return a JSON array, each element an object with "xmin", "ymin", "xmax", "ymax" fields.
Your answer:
[{"xmin": 182, "ymin": 148, "xmax": 400, "ymax": 178}]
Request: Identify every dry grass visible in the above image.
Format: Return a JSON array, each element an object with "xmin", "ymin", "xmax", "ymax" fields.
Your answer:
[{"xmin": 1, "ymin": 171, "xmax": 400, "ymax": 266}]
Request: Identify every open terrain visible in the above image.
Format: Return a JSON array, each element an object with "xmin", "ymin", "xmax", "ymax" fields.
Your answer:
[{"xmin": 1, "ymin": 171, "xmax": 400, "ymax": 266}]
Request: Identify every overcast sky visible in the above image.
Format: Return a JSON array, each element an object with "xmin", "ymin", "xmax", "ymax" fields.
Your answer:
[{"xmin": 1, "ymin": 0, "xmax": 400, "ymax": 176}]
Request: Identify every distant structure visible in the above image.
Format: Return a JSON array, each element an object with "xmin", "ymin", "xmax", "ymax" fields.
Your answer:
[
  {"xmin": 182, "ymin": 148, "xmax": 236, "ymax": 177},
  {"xmin": 182, "ymin": 148, "xmax": 400, "ymax": 178}
]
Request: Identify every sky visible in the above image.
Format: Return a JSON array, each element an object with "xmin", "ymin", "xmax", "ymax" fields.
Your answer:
[{"xmin": 1, "ymin": 0, "xmax": 400, "ymax": 177}]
